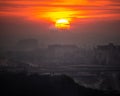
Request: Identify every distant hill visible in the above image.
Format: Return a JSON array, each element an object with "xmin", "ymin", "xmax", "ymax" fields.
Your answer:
[
  {"xmin": 0, "ymin": 71, "xmax": 119, "ymax": 96},
  {"xmin": 16, "ymin": 38, "xmax": 39, "ymax": 51}
]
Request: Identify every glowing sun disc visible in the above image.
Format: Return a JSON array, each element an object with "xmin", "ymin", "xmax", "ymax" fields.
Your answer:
[
  {"xmin": 56, "ymin": 19, "xmax": 69, "ymax": 24},
  {"xmin": 55, "ymin": 19, "xmax": 70, "ymax": 29}
]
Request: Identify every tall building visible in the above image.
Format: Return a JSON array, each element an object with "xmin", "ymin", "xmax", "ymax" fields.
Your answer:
[{"xmin": 95, "ymin": 43, "xmax": 120, "ymax": 65}]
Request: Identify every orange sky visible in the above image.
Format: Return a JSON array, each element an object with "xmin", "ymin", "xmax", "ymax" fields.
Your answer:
[
  {"xmin": 0, "ymin": 0, "xmax": 120, "ymax": 23},
  {"xmin": 0, "ymin": 0, "xmax": 120, "ymax": 47}
]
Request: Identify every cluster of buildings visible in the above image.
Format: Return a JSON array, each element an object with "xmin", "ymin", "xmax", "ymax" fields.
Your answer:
[{"xmin": 0, "ymin": 43, "xmax": 120, "ymax": 91}]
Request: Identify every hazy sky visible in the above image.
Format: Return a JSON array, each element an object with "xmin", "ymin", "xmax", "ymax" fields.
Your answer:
[{"xmin": 0, "ymin": 0, "xmax": 120, "ymax": 47}]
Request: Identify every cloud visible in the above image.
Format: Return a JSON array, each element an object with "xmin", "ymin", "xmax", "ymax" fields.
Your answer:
[
  {"xmin": 0, "ymin": 0, "xmax": 120, "ymax": 22},
  {"xmin": 110, "ymin": 0, "xmax": 120, "ymax": 2},
  {"xmin": 0, "ymin": 0, "xmax": 120, "ymax": 47}
]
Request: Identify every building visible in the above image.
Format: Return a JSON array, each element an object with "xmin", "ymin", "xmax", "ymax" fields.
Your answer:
[{"xmin": 95, "ymin": 43, "xmax": 120, "ymax": 65}]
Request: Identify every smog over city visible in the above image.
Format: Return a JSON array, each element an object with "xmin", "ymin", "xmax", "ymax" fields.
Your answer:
[{"xmin": 0, "ymin": 0, "xmax": 120, "ymax": 96}]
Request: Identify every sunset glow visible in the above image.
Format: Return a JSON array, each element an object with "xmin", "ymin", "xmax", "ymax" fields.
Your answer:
[
  {"xmin": 0, "ymin": 0, "xmax": 120, "ymax": 23},
  {"xmin": 0, "ymin": 0, "xmax": 120, "ymax": 51},
  {"xmin": 55, "ymin": 19, "xmax": 70, "ymax": 29}
]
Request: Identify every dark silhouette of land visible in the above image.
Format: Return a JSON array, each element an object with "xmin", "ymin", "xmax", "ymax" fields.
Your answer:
[
  {"xmin": 0, "ymin": 71, "xmax": 119, "ymax": 96},
  {"xmin": 0, "ymin": 42, "xmax": 120, "ymax": 91}
]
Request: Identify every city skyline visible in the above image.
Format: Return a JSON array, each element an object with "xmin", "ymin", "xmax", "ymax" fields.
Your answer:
[{"xmin": 0, "ymin": 0, "xmax": 120, "ymax": 47}]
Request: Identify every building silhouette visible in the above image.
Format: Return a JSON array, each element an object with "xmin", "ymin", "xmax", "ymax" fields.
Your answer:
[{"xmin": 95, "ymin": 43, "xmax": 120, "ymax": 65}]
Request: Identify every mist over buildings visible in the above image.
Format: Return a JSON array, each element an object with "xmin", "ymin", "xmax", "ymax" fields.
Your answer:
[
  {"xmin": 0, "ymin": 17, "xmax": 120, "ymax": 48},
  {"xmin": 0, "ymin": 0, "xmax": 120, "ymax": 95}
]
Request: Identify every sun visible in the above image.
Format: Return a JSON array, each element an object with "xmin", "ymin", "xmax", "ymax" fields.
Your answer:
[{"xmin": 55, "ymin": 19, "xmax": 70, "ymax": 29}]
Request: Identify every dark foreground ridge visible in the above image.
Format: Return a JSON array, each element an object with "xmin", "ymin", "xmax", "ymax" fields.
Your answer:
[{"xmin": 0, "ymin": 71, "xmax": 119, "ymax": 96}]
